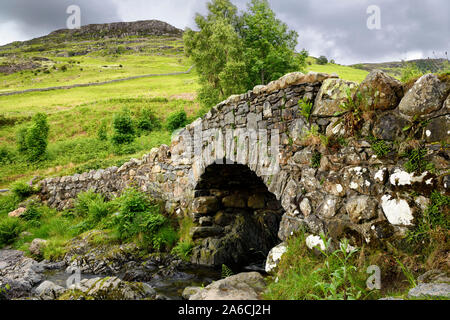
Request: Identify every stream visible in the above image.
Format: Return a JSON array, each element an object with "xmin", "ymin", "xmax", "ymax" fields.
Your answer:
[{"xmin": 42, "ymin": 264, "xmax": 222, "ymax": 300}]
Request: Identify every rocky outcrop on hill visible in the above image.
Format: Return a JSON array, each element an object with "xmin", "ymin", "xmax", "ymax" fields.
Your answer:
[{"xmin": 48, "ymin": 20, "xmax": 183, "ymax": 40}]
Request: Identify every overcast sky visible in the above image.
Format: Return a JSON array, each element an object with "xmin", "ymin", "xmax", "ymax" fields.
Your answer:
[{"xmin": 0, "ymin": 0, "xmax": 448, "ymax": 65}]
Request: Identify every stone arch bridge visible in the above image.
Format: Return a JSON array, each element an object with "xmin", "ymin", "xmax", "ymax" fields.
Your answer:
[{"xmin": 40, "ymin": 71, "xmax": 450, "ymax": 267}]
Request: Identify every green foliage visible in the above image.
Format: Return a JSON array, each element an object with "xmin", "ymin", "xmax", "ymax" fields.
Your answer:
[
  {"xmin": 407, "ymin": 191, "xmax": 449, "ymax": 246},
  {"xmin": 0, "ymin": 217, "xmax": 23, "ymax": 247},
  {"xmin": 41, "ymin": 238, "xmax": 67, "ymax": 261},
  {"xmin": 241, "ymin": 0, "xmax": 305, "ymax": 86},
  {"xmin": 11, "ymin": 181, "xmax": 34, "ymax": 200},
  {"xmin": 136, "ymin": 108, "xmax": 161, "ymax": 133},
  {"xmin": 184, "ymin": 0, "xmax": 247, "ymax": 108},
  {"xmin": 317, "ymin": 56, "xmax": 328, "ymax": 65},
  {"xmin": 74, "ymin": 190, "xmax": 105, "ymax": 217},
  {"xmin": 171, "ymin": 240, "xmax": 194, "ymax": 261},
  {"xmin": 298, "ymin": 98, "xmax": 313, "ymax": 121},
  {"xmin": 166, "ymin": 109, "xmax": 187, "ymax": 132},
  {"xmin": 304, "ymin": 124, "xmax": 329, "ymax": 147},
  {"xmin": 368, "ymin": 136, "xmax": 391, "ymax": 158},
  {"xmin": 17, "ymin": 113, "xmax": 50, "ymax": 161},
  {"xmin": 16, "ymin": 128, "xmax": 28, "ymax": 153},
  {"xmin": 86, "ymin": 197, "xmax": 111, "ymax": 223},
  {"xmin": 184, "ymin": 0, "xmax": 304, "ymax": 108},
  {"xmin": 150, "ymin": 225, "xmax": 178, "ymax": 252},
  {"xmin": 22, "ymin": 205, "xmax": 42, "ymax": 222},
  {"xmin": 395, "ymin": 258, "xmax": 417, "ymax": 288},
  {"xmin": 403, "ymin": 147, "xmax": 434, "ymax": 173},
  {"xmin": 111, "ymin": 188, "xmax": 176, "ymax": 251},
  {"xmin": 111, "ymin": 108, "xmax": 135, "ymax": 145},
  {"xmin": 222, "ymin": 264, "xmax": 234, "ymax": 278},
  {"xmin": 97, "ymin": 120, "xmax": 108, "ymax": 141},
  {"xmin": 401, "ymin": 62, "xmax": 425, "ymax": 83},
  {"xmin": 0, "ymin": 147, "xmax": 16, "ymax": 165},
  {"xmin": 264, "ymin": 233, "xmax": 375, "ymax": 300},
  {"xmin": 308, "ymin": 237, "xmax": 366, "ymax": 300},
  {"xmin": 311, "ymin": 151, "xmax": 322, "ymax": 168},
  {"xmin": 0, "ymin": 194, "xmax": 21, "ymax": 216}
]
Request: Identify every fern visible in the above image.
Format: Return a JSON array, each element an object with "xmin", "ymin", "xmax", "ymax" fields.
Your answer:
[{"xmin": 221, "ymin": 264, "xmax": 234, "ymax": 279}]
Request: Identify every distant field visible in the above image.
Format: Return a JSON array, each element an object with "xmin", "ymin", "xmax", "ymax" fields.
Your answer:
[
  {"xmin": 307, "ymin": 63, "xmax": 369, "ymax": 83},
  {"xmin": 0, "ymin": 73, "xmax": 199, "ymax": 115},
  {"xmin": 0, "ymin": 36, "xmax": 189, "ymax": 92}
]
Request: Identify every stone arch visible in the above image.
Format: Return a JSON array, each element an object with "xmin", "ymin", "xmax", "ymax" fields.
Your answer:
[{"xmin": 189, "ymin": 161, "xmax": 285, "ymax": 269}]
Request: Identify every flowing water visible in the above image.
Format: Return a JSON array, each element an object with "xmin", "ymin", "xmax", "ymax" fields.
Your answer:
[{"xmin": 43, "ymin": 265, "xmax": 222, "ymax": 300}]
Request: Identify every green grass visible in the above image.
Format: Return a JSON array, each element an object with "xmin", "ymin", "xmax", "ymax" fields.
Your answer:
[
  {"xmin": 0, "ymin": 188, "xmax": 182, "ymax": 260},
  {"xmin": 0, "ymin": 90, "xmax": 200, "ymax": 188},
  {"xmin": 307, "ymin": 62, "xmax": 369, "ymax": 83},
  {"xmin": 264, "ymin": 233, "xmax": 378, "ymax": 300},
  {"xmin": 0, "ymin": 35, "xmax": 188, "ymax": 92}
]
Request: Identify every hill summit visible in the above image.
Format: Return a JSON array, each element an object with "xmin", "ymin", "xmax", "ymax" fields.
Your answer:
[{"xmin": 21, "ymin": 20, "xmax": 183, "ymax": 45}]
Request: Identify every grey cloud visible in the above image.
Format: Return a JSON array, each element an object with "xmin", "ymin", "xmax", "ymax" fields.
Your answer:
[
  {"xmin": 0, "ymin": 0, "xmax": 448, "ymax": 64},
  {"xmin": 0, "ymin": 0, "xmax": 121, "ymax": 40}
]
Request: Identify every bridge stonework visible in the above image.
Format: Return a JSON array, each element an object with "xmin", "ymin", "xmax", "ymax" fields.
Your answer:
[{"xmin": 39, "ymin": 71, "xmax": 450, "ymax": 267}]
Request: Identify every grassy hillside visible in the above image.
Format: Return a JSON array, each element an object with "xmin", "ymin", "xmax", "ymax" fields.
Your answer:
[
  {"xmin": 351, "ymin": 58, "xmax": 449, "ymax": 78},
  {"xmin": 0, "ymin": 22, "xmax": 200, "ymax": 188},
  {"xmin": 0, "ymin": 35, "xmax": 189, "ymax": 93},
  {"xmin": 306, "ymin": 57, "xmax": 369, "ymax": 83}
]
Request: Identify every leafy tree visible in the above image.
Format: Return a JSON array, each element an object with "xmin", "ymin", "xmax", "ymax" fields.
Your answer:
[
  {"xmin": 240, "ymin": 0, "xmax": 305, "ymax": 86},
  {"xmin": 184, "ymin": 0, "xmax": 248, "ymax": 108},
  {"xmin": 317, "ymin": 56, "xmax": 328, "ymax": 65},
  {"xmin": 184, "ymin": 0, "xmax": 307, "ymax": 109}
]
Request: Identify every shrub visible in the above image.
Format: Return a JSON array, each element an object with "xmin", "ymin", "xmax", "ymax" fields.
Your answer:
[
  {"xmin": 111, "ymin": 109, "xmax": 135, "ymax": 145},
  {"xmin": 87, "ymin": 198, "xmax": 111, "ymax": 223},
  {"xmin": 0, "ymin": 147, "xmax": 15, "ymax": 165},
  {"xmin": 0, "ymin": 218, "xmax": 23, "ymax": 246},
  {"xmin": 42, "ymin": 239, "xmax": 67, "ymax": 262},
  {"xmin": 166, "ymin": 110, "xmax": 187, "ymax": 132},
  {"xmin": 74, "ymin": 190, "xmax": 105, "ymax": 217},
  {"xmin": 11, "ymin": 182, "xmax": 34, "ymax": 200},
  {"xmin": 136, "ymin": 108, "xmax": 161, "ymax": 133},
  {"xmin": 0, "ymin": 194, "xmax": 21, "ymax": 216},
  {"xmin": 150, "ymin": 225, "xmax": 178, "ymax": 251},
  {"xmin": 22, "ymin": 205, "xmax": 42, "ymax": 221},
  {"xmin": 113, "ymin": 188, "xmax": 176, "ymax": 251},
  {"xmin": 317, "ymin": 56, "xmax": 328, "ymax": 65},
  {"xmin": 16, "ymin": 127, "xmax": 28, "ymax": 153},
  {"xmin": 17, "ymin": 113, "xmax": 49, "ymax": 161}
]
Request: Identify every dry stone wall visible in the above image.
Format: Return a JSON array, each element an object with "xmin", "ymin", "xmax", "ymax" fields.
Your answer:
[{"xmin": 39, "ymin": 70, "xmax": 450, "ymax": 266}]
